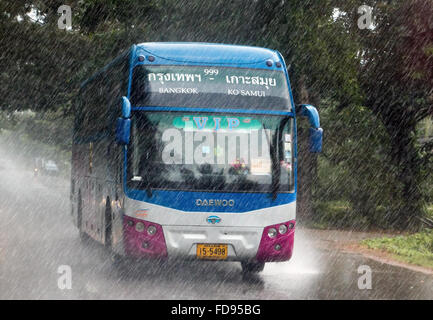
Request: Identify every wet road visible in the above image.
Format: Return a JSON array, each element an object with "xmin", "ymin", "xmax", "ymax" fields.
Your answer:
[{"xmin": 0, "ymin": 154, "xmax": 432, "ymax": 300}]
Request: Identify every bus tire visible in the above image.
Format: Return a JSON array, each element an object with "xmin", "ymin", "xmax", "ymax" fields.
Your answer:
[
  {"xmin": 104, "ymin": 197, "xmax": 112, "ymax": 249},
  {"xmin": 241, "ymin": 261, "xmax": 265, "ymax": 273},
  {"xmin": 104, "ymin": 197, "xmax": 123, "ymax": 266}
]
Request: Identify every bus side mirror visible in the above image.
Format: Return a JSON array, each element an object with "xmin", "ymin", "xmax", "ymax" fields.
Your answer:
[
  {"xmin": 309, "ymin": 127, "xmax": 323, "ymax": 153},
  {"xmin": 115, "ymin": 97, "xmax": 131, "ymax": 145},
  {"xmin": 116, "ymin": 118, "xmax": 131, "ymax": 145},
  {"xmin": 121, "ymin": 96, "xmax": 131, "ymax": 118},
  {"xmin": 299, "ymin": 104, "xmax": 323, "ymax": 153}
]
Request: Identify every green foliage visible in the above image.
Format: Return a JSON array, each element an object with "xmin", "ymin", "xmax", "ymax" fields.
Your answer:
[
  {"xmin": 307, "ymin": 200, "xmax": 370, "ymax": 230},
  {"xmin": 356, "ymin": 1, "xmax": 433, "ymax": 227},
  {"xmin": 362, "ymin": 230, "xmax": 433, "ymax": 269},
  {"xmin": 0, "ymin": 127, "xmax": 71, "ymax": 177},
  {"xmin": 0, "ymin": 109, "xmax": 73, "ymax": 167},
  {"xmin": 418, "ymin": 117, "xmax": 433, "ymax": 139},
  {"xmin": 0, "ymin": 0, "xmax": 432, "ymax": 230},
  {"xmin": 427, "ymin": 205, "xmax": 433, "ymax": 219},
  {"xmin": 313, "ymin": 101, "xmax": 407, "ymax": 229}
]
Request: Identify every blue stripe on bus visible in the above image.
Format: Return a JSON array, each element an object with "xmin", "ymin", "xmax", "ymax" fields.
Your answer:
[{"xmin": 124, "ymin": 188, "xmax": 296, "ymax": 213}]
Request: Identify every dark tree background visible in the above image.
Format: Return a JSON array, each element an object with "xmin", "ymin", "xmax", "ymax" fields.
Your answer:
[{"xmin": 0, "ymin": 0, "xmax": 432, "ymax": 230}]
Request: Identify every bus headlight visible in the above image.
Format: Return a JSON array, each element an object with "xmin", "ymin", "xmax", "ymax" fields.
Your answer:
[
  {"xmin": 147, "ymin": 225, "xmax": 157, "ymax": 236},
  {"xmin": 279, "ymin": 224, "xmax": 288, "ymax": 235},
  {"xmin": 267, "ymin": 227, "xmax": 277, "ymax": 238},
  {"xmin": 135, "ymin": 222, "xmax": 145, "ymax": 232}
]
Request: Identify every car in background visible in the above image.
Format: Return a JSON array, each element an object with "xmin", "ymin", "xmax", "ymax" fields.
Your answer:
[{"xmin": 42, "ymin": 160, "xmax": 59, "ymax": 176}]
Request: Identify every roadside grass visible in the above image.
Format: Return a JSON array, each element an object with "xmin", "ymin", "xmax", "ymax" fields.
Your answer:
[
  {"xmin": 307, "ymin": 202, "xmax": 433, "ymax": 231},
  {"xmin": 361, "ymin": 229, "xmax": 433, "ymax": 269}
]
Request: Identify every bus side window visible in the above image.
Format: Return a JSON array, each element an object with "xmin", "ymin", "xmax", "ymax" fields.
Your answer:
[
  {"xmin": 106, "ymin": 141, "xmax": 121, "ymax": 184},
  {"xmin": 114, "ymin": 144, "xmax": 122, "ymax": 184}
]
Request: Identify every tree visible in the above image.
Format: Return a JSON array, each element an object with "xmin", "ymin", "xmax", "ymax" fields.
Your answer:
[
  {"xmin": 0, "ymin": 0, "xmax": 362, "ymax": 222},
  {"xmin": 2, "ymin": 0, "xmax": 430, "ymax": 230},
  {"xmin": 358, "ymin": 0, "xmax": 433, "ymax": 228}
]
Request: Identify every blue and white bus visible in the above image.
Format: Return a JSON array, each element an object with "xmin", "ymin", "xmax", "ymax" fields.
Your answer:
[{"xmin": 71, "ymin": 42, "xmax": 322, "ymax": 273}]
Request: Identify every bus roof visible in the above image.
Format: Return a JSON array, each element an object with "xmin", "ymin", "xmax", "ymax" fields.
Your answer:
[
  {"xmin": 135, "ymin": 42, "xmax": 282, "ymax": 65},
  {"xmin": 80, "ymin": 42, "xmax": 286, "ymax": 89}
]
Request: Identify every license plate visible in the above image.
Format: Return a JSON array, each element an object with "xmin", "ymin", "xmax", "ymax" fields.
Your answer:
[{"xmin": 196, "ymin": 244, "xmax": 228, "ymax": 260}]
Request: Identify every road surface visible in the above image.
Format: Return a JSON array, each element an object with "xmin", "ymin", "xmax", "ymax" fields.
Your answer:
[{"xmin": 0, "ymin": 149, "xmax": 432, "ymax": 300}]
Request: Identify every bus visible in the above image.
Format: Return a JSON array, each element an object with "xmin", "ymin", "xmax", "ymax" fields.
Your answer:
[{"xmin": 71, "ymin": 42, "xmax": 322, "ymax": 273}]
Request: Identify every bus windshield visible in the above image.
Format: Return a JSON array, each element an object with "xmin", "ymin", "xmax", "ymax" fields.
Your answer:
[
  {"xmin": 130, "ymin": 65, "xmax": 292, "ymax": 112},
  {"xmin": 127, "ymin": 112, "xmax": 294, "ymax": 193}
]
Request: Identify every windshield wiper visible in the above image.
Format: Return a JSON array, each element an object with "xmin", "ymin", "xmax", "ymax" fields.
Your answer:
[
  {"xmin": 262, "ymin": 122, "xmax": 279, "ymax": 200},
  {"xmin": 146, "ymin": 185, "xmax": 153, "ymax": 198},
  {"xmin": 145, "ymin": 176, "xmax": 153, "ymax": 198},
  {"xmin": 271, "ymin": 152, "xmax": 279, "ymax": 200},
  {"xmin": 132, "ymin": 175, "xmax": 153, "ymax": 197},
  {"xmin": 139, "ymin": 175, "xmax": 153, "ymax": 198},
  {"xmin": 270, "ymin": 118, "xmax": 289, "ymax": 200}
]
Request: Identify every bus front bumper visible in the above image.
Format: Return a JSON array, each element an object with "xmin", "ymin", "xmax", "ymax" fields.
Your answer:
[{"xmin": 122, "ymin": 216, "xmax": 295, "ymax": 262}]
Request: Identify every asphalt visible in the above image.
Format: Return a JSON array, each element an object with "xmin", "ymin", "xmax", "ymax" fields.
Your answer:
[{"xmin": 0, "ymin": 150, "xmax": 432, "ymax": 300}]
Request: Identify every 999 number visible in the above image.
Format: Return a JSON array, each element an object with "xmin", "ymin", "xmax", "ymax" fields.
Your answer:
[{"xmin": 204, "ymin": 68, "xmax": 219, "ymax": 76}]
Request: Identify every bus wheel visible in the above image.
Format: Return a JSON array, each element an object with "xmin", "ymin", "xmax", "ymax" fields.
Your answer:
[
  {"xmin": 104, "ymin": 198, "xmax": 123, "ymax": 266},
  {"xmin": 104, "ymin": 197, "xmax": 112, "ymax": 249},
  {"xmin": 241, "ymin": 261, "xmax": 265, "ymax": 273}
]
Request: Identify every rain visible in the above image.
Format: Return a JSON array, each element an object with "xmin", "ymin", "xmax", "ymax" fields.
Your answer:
[{"xmin": 0, "ymin": 0, "xmax": 432, "ymax": 301}]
